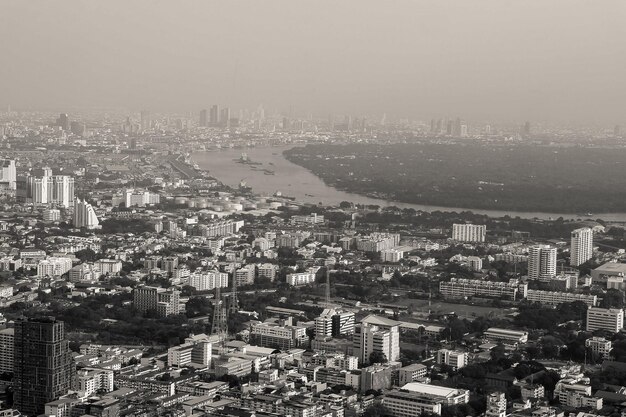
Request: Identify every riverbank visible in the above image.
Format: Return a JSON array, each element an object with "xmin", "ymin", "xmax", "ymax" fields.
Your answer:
[{"xmin": 192, "ymin": 145, "xmax": 626, "ymax": 222}]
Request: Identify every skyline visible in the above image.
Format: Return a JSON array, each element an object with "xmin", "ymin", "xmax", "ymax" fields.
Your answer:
[{"xmin": 1, "ymin": 0, "xmax": 625, "ymax": 124}]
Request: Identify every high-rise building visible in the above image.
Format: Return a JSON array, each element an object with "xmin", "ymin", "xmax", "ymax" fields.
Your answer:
[
  {"xmin": 615, "ymin": 125, "xmax": 621, "ymax": 137},
  {"xmin": 353, "ymin": 315, "xmax": 400, "ymax": 365},
  {"xmin": 73, "ymin": 198, "xmax": 99, "ymax": 229},
  {"xmin": 210, "ymin": 105, "xmax": 219, "ymax": 126},
  {"xmin": 0, "ymin": 328, "xmax": 14, "ymax": 373},
  {"xmin": 586, "ymin": 307, "xmax": 624, "ymax": 333},
  {"xmin": 528, "ymin": 245, "xmax": 557, "ymax": 280},
  {"xmin": 199, "ymin": 109, "xmax": 208, "ymax": 127},
  {"xmin": 56, "ymin": 113, "xmax": 70, "ymax": 131},
  {"xmin": 18, "ymin": 173, "xmax": 74, "ymax": 208},
  {"xmin": 14, "ymin": 317, "xmax": 74, "ymax": 416},
  {"xmin": 50, "ymin": 175, "xmax": 74, "ymax": 208},
  {"xmin": 0, "ymin": 159, "xmax": 16, "ymax": 190},
  {"xmin": 220, "ymin": 107, "xmax": 231, "ymax": 128},
  {"xmin": 452, "ymin": 224, "xmax": 486, "ymax": 242},
  {"xmin": 571, "ymin": 227, "xmax": 593, "ymax": 267},
  {"xmin": 523, "ymin": 121, "xmax": 531, "ymax": 136}
]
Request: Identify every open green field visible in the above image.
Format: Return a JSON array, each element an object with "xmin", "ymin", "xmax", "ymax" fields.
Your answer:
[{"xmin": 394, "ymin": 298, "xmax": 514, "ymax": 318}]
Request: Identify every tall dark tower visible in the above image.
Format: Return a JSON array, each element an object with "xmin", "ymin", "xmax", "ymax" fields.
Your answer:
[
  {"xmin": 14, "ymin": 317, "xmax": 74, "ymax": 416},
  {"xmin": 210, "ymin": 286, "xmax": 228, "ymax": 344}
]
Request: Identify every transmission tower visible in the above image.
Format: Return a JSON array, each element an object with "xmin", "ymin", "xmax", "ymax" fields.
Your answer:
[
  {"xmin": 228, "ymin": 268, "xmax": 239, "ymax": 315},
  {"xmin": 210, "ymin": 285, "xmax": 228, "ymax": 345}
]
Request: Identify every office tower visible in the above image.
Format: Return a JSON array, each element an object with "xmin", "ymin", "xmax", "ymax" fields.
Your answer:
[
  {"xmin": 586, "ymin": 307, "xmax": 624, "ymax": 333},
  {"xmin": 73, "ymin": 198, "xmax": 99, "ymax": 229},
  {"xmin": 56, "ymin": 113, "xmax": 70, "ymax": 130},
  {"xmin": 353, "ymin": 316, "xmax": 400, "ymax": 364},
  {"xmin": 485, "ymin": 124, "xmax": 491, "ymax": 135},
  {"xmin": 528, "ymin": 245, "xmax": 557, "ymax": 280},
  {"xmin": 436, "ymin": 119, "xmax": 443, "ymax": 134},
  {"xmin": 446, "ymin": 120, "xmax": 453, "ymax": 135},
  {"xmin": 140, "ymin": 110, "xmax": 151, "ymax": 130},
  {"xmin": 460, "ymin": 124, "xmax": 468, "ymax": 137},
  {"xmin": 210, "ymin": 105, "xmax": 219, "ymax": 125},
  {"xmin": 430, "ymin": 119, "xmax": 436, "ymax": 133},
  {"xmin": 571, "ymin": 227, "xmax": 593, "ymax": 267},
  {"xmin": 523, "ymin": 121, "xmax": 531, "ymax": 136},
  {"xmin": 0, "ymin": 328, "xmax": 14, "ymax": 373},
  {"xmin": 0, "ymin": 159, "xmax": 16, "ymax": 190},
  {"xmin": 220, "ymin": 107, "xmax": 231, "ymax": 128},
  {"xmin": 452, "ymin": 224, "xmax": 486, "ymax": 242},
  {"xmin": 199, "ymin": 109, "xmax": 208, "ymax": 127},
  {"xmin": 14, "ymin": 317, "xmax": 74, "ymax": 416},
  {"xmin": 283, "ymin": 117, "xmax": 290, "ymax": 131}
]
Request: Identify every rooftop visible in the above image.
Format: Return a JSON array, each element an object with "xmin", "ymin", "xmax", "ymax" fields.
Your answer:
[{"xmin": 401, "ymin": 382, "xmax": 466, "ymax": 398}]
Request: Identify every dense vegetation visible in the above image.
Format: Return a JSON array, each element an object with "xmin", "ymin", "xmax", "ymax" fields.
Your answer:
[{"xmin": 284, "ymin": 143, "xmax": 626, "ymax": 213}]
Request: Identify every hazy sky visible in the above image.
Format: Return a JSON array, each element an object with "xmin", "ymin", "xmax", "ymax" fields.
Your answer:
[{"xmin": 1, "ymin": 0, "xmax": 625, "ymax": 123}]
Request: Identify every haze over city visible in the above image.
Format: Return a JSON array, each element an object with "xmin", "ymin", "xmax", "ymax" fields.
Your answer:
[
  {"xmin": 3, "ymin": 2, "xmax": 626, "ymax": 417},
  {"xmin": 2, "ymin": 0, "xmax": 626, "ymax": 123}
]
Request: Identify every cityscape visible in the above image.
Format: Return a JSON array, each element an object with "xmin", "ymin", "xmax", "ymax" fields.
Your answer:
[{"xmin": 1, "ymin": 2, "xmax": 626, "ymax": 417}]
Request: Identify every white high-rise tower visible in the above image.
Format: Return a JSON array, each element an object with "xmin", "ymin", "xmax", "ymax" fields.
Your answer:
[
  {"xmin": 528, "ymin": 245, "xmax": 557, "ymax": 280},
  {"xmin": 570, "ymin": 227, "xmax": 593, "ymax": 267}
]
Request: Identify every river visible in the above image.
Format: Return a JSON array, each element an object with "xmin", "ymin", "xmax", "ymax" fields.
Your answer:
[{"xmin": 192, "ymin": 145, "xmax": 626, "ymax": 222}]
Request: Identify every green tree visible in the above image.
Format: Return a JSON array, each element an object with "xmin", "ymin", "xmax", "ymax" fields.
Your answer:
[
  {"xmin": 362, "ymin": 404, "xmax": 391, "ymax": 417},
  {"xmin": 369, "ymin": 351, "xmax": 388, "ymax": 364}
]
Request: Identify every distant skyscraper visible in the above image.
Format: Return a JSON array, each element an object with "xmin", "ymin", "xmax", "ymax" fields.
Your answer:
[
  {"xmin": 523, "ymin": 121, "xmax": 531, "ymax": 136},
  {"xmin": 14, "ymin": 317, "xmax": 74, "ymax": 416},
  {"xmin": 73, "ymin": 198, "xmax": 99, "ymax": 229},
  {"xmin": 283, "ymin": 117, "xmax": 290, "ymax": 131},
  {"xmin": 446, "ymin": 120, "xmax": 454, "ymax": 135},
  {"xmin": 460, "ymin": 124, "xmax": 468, "ymax": 137},
  {"xmin": 528, "ymin": 245, "xmax": 557, "ymax": 280},
  {"xmin": 56, "ymin": 113, "xmax": 70, "ymax": 131},
  {"xmin": 570, "ymin": 227, "xmax": 593, "ymax": 267},
  {"xmin": 220, "ymin": 107, "xmax": 231, "ymax": 128},
  {"xmin": 210, "ymin": 105, "xmax": 219, "ymax": 126},
  {"xmin": 615, "ymin": 125, "xmax": 621, "ymax": 137},
  {"xmin": 199, "ymin": 109, "xmax": 208, "ymax": 127},
  {"xmin": 436, "ymin": 118, "xmax": 443, "ymax": 134}
]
